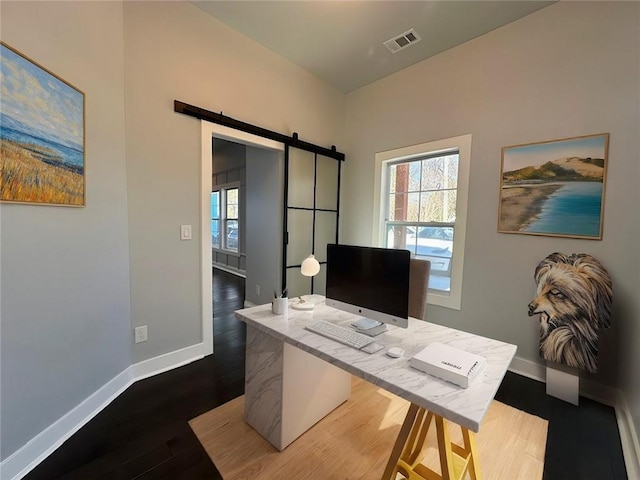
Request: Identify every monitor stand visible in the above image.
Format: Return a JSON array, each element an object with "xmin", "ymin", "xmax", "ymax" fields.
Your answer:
[{"xmin": 352, "ymin": 318, "xmax": 388, "ymax": 336}]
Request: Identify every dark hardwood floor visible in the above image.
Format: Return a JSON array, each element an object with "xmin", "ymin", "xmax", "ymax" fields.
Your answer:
[
  {"xmin": 24, "ymin": 269, "xmax": 626, "ymax": 479},
  {"xmin": 24, "ymin": 269, "xmax": 246, "ymax": 480}
]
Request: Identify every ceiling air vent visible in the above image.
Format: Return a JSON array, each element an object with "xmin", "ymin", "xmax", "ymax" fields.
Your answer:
[{"xmin": 383, "ymin": 28, "xmax": 422, "ymax": 53}]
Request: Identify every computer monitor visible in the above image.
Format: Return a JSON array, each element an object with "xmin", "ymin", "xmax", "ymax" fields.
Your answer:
[{"xmin": 325, "ymin": 244, "xmax": 411, "ymax": 329}]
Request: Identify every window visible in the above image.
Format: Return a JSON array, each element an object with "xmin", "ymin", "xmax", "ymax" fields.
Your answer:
[
  {"xmin": 374, "ymin": 135, "xmax": 471, "ymax": 310},
  {"xmin": 211, "ymin": 183, "xmax": 240, "ymax": 252},
  {"xmin": 225, "ymin": 187, "xmax": 238, "ymax": 251},
  {"xmin": 386, "ymin": 153, "xmax": 457, "ymax": 291}
]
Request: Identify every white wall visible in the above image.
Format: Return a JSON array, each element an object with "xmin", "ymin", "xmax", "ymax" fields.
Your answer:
[
  {"xmin": 0, "ymin": 1, "xmax": 131, "ymax": 461},
  {"xmin": 123, "ymin": 1, "xmax": 345, "ymax": 363},
  {"xmin": 1, "ymin": 0, "xmax": 345, "ymax": 468},
  {"xmin": 245, "ymin": 147, "xmax": 284, "ymax": 305},
  {"xmin": 343, "ymin": 1, "xmax": 639, "ymax": 439}
]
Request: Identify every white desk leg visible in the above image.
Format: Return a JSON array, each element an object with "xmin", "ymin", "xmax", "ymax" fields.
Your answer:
[
  {"xmin": 244, "ymin": 326, "xmax": 286, "ymax": 449},
  {"xmin": 244, "ymin": 325, "xmax": 351, "ymax": 450},
  {"xmin": 281, "ymin": 342, "xmax": 351, "ymax": 448}
]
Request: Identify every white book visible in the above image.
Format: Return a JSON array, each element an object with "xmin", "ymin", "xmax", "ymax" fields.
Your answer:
[{"xmin": 410, "ymin": 342, "xmax": 486, "ymax": 388}]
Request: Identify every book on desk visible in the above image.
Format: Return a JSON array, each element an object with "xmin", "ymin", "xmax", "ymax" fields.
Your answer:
[{"xmin": 410, "ymin": 342, "xmax": 486, "ymax": 388}]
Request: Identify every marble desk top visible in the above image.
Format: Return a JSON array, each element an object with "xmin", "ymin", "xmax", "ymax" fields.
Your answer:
[{"xmin": 235, "ymin": 298, "xmax": 517, "ymax": 432}]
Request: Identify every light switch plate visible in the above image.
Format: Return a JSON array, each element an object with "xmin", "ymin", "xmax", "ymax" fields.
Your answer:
[{"xmin": 180, "ymin": 224, "xmax": 192, "ymax": 240}]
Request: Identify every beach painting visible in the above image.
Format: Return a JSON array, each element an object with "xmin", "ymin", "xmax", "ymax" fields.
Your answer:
[
  {"xmin": 498, "ymin": 133, "xmax": 608, "ymax": 239},
  {"xmin": 1, "ymin": 42, "xmax": 85, "ymax": 206}
]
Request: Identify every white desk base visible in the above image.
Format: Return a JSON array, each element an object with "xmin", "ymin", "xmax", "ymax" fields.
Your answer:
[
  {"xmin": 237, "ymin": 300, "xmax": 516, "ymax": 456},
  {"xmin": 244, "ymin": 325, "xmax": 351, "ymax": 450}
]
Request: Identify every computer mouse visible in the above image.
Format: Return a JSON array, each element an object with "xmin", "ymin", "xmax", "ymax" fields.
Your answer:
[{"xmin": 386, "ymin": 347, "xmax": 404, "ymax": 358}]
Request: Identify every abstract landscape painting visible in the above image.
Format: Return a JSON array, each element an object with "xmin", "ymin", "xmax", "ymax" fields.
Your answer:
[
  {"xmin": 1, "ymin": 42, "xmax": 85, "ymax": 206},
  {"xmin": 498, "ymin": 133, "xmax": 608, "ymax": 239}
]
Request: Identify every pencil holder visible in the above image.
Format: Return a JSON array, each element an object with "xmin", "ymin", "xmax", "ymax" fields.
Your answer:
[{"xmin": 272, "ymin": 297, "xmax": 288, "ymax": 315}]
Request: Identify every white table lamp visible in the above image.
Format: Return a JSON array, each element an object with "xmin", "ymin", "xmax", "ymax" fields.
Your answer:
[
  {"xmin": 292, "ymin": 254, "xmax": 320, "ymax": 310},
  {"xmin": 301, "ymin": 254, "xmax": 320, "ymax": 276}
]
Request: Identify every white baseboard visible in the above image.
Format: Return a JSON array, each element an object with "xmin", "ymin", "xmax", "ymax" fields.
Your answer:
[
  {"xmin": 212, "ymin": 263, "xmax": 246, "ymax": 278},
  {"xmin": 0, "ymin": 368, "xmax": 134, "ymax": 480},
  {"xmin": 131, "ymin": 342, "xmax": 206, "ymax": 381},
  {"xmin": 1, "ymin": 343, "xmax": 206, "ymax": 480},
  {"xmin": 616, "ymin": 391, "xmax": 640, "ymax": 480},
  {"xmin": 508, "ymin": 355, "xmax": 546, "ymax": 382}
]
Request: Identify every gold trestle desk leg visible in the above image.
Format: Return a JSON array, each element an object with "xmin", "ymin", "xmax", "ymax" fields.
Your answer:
[{"xmin": 382, "ymin": 403, "xmax": 482, "ymax": 480}]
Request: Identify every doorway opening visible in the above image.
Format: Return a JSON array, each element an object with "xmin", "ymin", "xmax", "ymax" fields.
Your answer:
[{"xmin": 201, "ymin": 121, "xmax": 284, "ymax": 355}]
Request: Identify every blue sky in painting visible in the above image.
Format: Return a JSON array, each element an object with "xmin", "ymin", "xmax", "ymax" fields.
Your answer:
[
  {"xmin": 0, "ymin": 44, "xmax": 83, "ymax": 149},
  {"xmin": 503, "ymin": 135, "xmax": 607, "ymax": 171}
]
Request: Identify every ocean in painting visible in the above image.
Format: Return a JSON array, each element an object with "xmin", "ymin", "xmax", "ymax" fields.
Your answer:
[
  {"xmin": 1, "ymin": 42, "xmax": 83, "ymax": 171},
  {"xmin": 525, "ymin": 182, "xmax": 603, "ymax": 237},
  {"xmin": 1, "ymin": 113, "xmax": 83, "ymax": 170}
]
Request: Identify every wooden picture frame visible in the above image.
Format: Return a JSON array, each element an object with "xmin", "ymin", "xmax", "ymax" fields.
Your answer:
[
  {"xmin": 498, "ymin": 133, "xmax": 609, "ymax": 239},
  {"xmin": 1, "ymin": 41, "xmax": 85, "ymax": 206}
]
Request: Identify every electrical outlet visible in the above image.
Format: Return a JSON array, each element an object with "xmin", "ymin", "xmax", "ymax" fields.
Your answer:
[
  {"xmin": 256, "ymin": 284, "xmax": 261, "ymax": 296},
  {"xmin": 135, "ymin": 325, "xmax": 148, "ymax": 344}
]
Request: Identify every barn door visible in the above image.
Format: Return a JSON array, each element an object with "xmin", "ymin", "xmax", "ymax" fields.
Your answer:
[{"xmin": 282, "ymin": 146, "xmax": 341, "ymax": 297}]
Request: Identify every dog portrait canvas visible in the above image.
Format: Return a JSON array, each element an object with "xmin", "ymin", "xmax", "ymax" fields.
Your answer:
[{"xmin": 528, "ymin": 252, "xmax": 612, "ymax": 373}]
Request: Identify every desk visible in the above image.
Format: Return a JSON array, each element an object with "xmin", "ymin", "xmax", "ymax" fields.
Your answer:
[{"xmin": 235, "ymin": 299, "xmax": 516, "ymax": 477}]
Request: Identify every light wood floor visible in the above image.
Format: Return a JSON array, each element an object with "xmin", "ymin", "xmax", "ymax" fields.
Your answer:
[{"xmin": 190, "ymin": 376, "xmax": 548, "ymax": 480}]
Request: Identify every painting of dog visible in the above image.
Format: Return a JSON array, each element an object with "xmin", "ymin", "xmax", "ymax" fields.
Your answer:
[{"xmin": 528, "ymin": 252, "xmax": 612, "ymax": 373}]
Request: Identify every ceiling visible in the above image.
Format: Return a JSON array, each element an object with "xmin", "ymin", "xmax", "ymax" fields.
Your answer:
[{"xmin": 192, "ymin": 1, "xmax": 554, "ymax": 93}]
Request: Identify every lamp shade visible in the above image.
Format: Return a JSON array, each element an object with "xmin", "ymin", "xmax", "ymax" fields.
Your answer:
[{"xmin": 300, "ymin": 254, "xmax": 320, "ymax": 277}]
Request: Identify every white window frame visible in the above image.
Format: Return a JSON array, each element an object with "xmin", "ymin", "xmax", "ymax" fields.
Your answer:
[
  {"xmin": 372, "ymin": 134, "xmax": 471, "ymax": 310},
  {"xmin": 211, "ymin": 190, "xmax": 221, "ymax": 249},
  {"xmin": 212, "ymin": 181, "xmax": 241, "ymax": 254}
]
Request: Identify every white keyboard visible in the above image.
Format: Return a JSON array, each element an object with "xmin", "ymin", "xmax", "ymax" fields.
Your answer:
[{"xmin": 305, "ymin": 320, "xmax": 374, "ymax": 350}]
